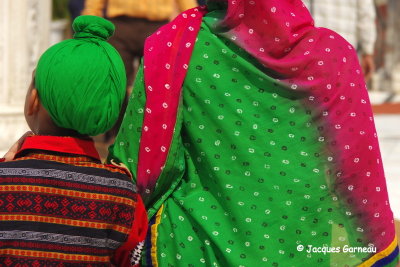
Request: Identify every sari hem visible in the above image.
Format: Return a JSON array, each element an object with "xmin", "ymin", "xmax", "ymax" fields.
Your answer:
[{"xmin": 358, "ymin": 236, "xmax": 399, "ymax": 267}]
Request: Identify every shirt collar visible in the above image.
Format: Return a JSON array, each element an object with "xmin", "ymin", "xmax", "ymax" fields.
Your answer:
[{"xmin": 16, "ymin": 135, "xmax": 100, "ymax": 160}]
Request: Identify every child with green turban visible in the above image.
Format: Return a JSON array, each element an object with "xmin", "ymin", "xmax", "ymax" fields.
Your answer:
[
  {"xmin": 33, "ymin": 15, "xmax": 126, "ymax": 136},
  {"xmin": 0, "ymin": 16, "xmax": 147, "ymax": 266}
]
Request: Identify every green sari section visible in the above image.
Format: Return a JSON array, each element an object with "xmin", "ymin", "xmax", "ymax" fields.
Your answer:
[{"xmin": 108, "ymin": 13, "xmax": 400, "ymax": 266}]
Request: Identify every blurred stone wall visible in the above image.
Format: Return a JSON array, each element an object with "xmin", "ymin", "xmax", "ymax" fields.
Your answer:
[{"xmin": 0, "ymin": 0, "xmax": 51, "ymax": 154}]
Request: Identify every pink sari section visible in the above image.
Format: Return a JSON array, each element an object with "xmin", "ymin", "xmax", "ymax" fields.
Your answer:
[{"xmin": 138, "ymin": 7, "xmax": 206, "ymax": 195}]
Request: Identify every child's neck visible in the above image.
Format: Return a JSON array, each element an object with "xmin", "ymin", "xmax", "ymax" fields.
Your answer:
[
  {"xmin": 33, "ymin": 115, "xmax": 90, "ymax": 139},
  {"xmin": 36, "ymin": 125, "xmax": 89, "ymax": 139}
]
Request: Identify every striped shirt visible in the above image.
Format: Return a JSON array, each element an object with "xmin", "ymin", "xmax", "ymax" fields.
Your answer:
[{"xmin": 0, "ymin": 136, "xmax": 147, "ymax": 266}]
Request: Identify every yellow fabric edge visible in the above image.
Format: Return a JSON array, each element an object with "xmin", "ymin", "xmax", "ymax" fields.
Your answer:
[
  {"xmin": 150, "ymin": 204, "xmax": 164, "ymax": 267},
  {"xmin": 358, "ymin": 236, "xmax": 398, "ymax": 267}
]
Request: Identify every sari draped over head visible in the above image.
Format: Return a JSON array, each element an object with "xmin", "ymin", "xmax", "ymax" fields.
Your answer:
[{"xmin": 109, "ymin": 0, "xmax": 399, "ymax": 266}]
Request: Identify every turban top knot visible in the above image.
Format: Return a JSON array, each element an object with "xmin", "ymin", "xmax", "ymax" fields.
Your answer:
[{"xmin": 35, "ymin": 15, "xmax": 126, "ymax": 136}]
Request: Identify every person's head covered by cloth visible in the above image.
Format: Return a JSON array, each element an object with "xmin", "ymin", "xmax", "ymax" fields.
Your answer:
[{"xmin": 31, "ymin": 15, "xmax": 126, "ymax": 137}]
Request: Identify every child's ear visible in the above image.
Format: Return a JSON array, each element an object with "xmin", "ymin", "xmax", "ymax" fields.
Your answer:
[{"xmin": 26, "ymin": 88, "xmax": 40, "ymax": 116}]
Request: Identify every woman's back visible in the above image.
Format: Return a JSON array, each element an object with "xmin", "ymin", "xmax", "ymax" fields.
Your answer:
[{"xmin": 109, "ymin": 2, "xmax": 399, "ymax": 266}]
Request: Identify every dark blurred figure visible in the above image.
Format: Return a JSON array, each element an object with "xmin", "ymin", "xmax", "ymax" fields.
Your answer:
[
  {"xmin": 83, "ymin": 0, "xmax": 197, "ymax": 87},
  {"xmin": 381, "ymin": 0, "xmax": 400, "ymax": 93},
  {"xmin": 68, "ymin": 0, "xmax": 85, "ymax": 21},
  {"xmin": 83, "ymin": 0, "xmax": 197, "ymax": 141},
  {"xmin": 374, "ymin": 0, "xmax": 388, "ymax": 71}
]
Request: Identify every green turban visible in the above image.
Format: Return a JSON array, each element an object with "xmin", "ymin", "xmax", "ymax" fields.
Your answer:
[{"xmin": 35, "ymin": 15, "xmax": 126, "ymax": 136}]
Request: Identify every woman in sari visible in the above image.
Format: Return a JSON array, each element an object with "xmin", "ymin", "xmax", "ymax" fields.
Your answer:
[{"xmin": 109, "ymin": 0, "xmax": 399, "ymax": 266}]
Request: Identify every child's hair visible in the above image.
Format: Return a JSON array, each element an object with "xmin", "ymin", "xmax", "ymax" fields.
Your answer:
[{"xmin": 34, "ymin": 15, "xmax": 126, "ymax": 136}]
